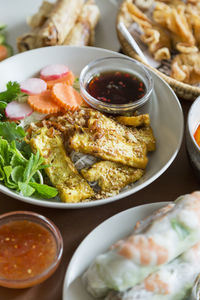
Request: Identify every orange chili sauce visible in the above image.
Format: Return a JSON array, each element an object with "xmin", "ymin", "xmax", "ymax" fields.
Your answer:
[
  {"xmin": 0, "ymin": 220, "xmax": 57, "ymax": 281},
  {"xmin": 194, "ymin": 124, "xmax": 200, "ymax": 147}
]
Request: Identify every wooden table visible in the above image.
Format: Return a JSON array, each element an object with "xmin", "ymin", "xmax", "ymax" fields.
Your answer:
[{"xmin": 0, "ymin": 100, "xmax": 199, "ymax": 300}]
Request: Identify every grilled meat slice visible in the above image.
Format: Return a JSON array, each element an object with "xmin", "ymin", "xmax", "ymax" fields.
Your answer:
[
  {"xmin": 81, "ymin": 161, "xmax": 144, "ymax": 193},
  {"xmin": 29, "ymin": 126, "xmax": 94, "ymax": 203},
  {"xmin": 69, "ymin": 127, "xmax": 148, "ymax": 169}
]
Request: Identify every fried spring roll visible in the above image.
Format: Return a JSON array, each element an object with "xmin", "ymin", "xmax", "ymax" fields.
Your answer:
[
  {"xmin": 17, "ymin": 31, "xmax": 39, "ymax": 52},
  {"xmin": 35, "ymin": 0, "xmax": 84, "ymax": 47},
  {"xmin": 63, "ymin": 0, "xmax": 100, "ymax": 46},
  {"xmin": 17, "ymin": 1, "xmax": 53, "ymax": 52},
  {"xmin": 106, "ymin": 242, "xmax": 200, "ymax": 300},
  {"xmin": 27, "ymin": 1, "xmax": 54, "ymax": 29},
  {"xmin": 83, "ymin": 192, "xmax": 200, "ymax": 298}
]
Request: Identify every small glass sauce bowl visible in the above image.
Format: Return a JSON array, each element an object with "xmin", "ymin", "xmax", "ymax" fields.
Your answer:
[
  {"xmin": 79, "ymin": 56, "xmax": 153, "ymax": 114},
  {"xmin": 0, "ymin": 211, "xmax": 63, "ymax": 288}
]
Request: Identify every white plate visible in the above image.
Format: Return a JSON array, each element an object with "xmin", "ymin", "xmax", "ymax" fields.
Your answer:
[
  {"xmin": 0, "ymin": 0, "xmax": 121, "ymax": 53},
  {"xmin": 0, "ymin": 46, "xmax": 183, "ymax": 208},
  {"xmin": 62, "ymin": 202, "xmax": 168, "ymax": 299}
]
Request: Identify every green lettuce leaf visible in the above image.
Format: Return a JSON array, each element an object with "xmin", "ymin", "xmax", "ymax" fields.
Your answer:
[
  {"xmin": 18, "ymin": 182, "xmax": 35, "ymax": 197},
  {"xmin": 171, "ymin": 219, "xmax": 190, "ymax": 240},
  {"xmin": 29, "ymin": 182, "xmax": 58, "ymax": 198}
]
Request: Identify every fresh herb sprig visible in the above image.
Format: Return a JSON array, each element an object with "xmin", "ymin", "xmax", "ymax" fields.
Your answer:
[
  {"xmin": 0, "ymin": 81, "xmax": 27, "ymax": 119},
  {"xmin": 0, "ymin": 122, "xmax": 58, "ymax": 198}
]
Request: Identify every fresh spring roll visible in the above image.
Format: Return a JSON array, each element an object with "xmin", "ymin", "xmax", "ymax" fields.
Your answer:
[
  {"xmin": 83, "ymin": 192, "xmax": 200, "ymax": 298},
  {"xmin": 35, "ymin": 0, "xmax": 84, "ymax": 47},
  {"xmin": 63, "ymin": 0, "xmax": 100, "ymax": 46},
  {"xmin": 105, "ymin": 241, "xmax": 200, "ymax": 300}
]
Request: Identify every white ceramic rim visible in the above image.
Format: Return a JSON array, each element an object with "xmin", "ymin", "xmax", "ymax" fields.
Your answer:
[{"xmin": 188, "ymin": 96, "xmax": 200, "ymax": 153}]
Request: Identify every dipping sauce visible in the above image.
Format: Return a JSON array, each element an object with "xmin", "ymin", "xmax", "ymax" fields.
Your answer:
[
  {"xmin": 194, "ymin": 124, "xmax": 200, "ymax": 147},
  {"xmin": 86, "ymin": 71, "xmax": 146, "ymax": 105},
  {"xmin": 0, "ymin": 219, "xmax": 57, "ymax": 282}
]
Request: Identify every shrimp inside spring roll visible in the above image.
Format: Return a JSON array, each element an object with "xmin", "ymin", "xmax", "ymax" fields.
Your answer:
[
  {"xmin": 106, "ymin": 241, "xmax": 200, "ymax": 300},
  {"xmin": 83, "ymin": 192, "xmax": 200, "ymax": 298}
]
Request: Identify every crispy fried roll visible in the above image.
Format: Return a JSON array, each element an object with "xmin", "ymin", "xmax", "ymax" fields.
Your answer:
[
  {"xmin": 35, "ymin": 0, "xmax": 84, "ymax": 47},
  {"xmin": 63, "ymin": 0, "xmax": 100, "ymax": 46}
]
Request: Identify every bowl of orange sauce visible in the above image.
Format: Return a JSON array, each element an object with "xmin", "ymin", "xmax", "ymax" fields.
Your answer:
[
  {"xmin": 186, "ymin": 96, "xmax": 200, "ymax": 179},
  {"xmin": 0, "ymin": 211, "xmax": 63, "ymax": 288}
]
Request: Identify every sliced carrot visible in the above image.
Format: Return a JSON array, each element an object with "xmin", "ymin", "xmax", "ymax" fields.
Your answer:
[
  {"xmin": 43, "ymin": 71, "xmax": 75, "ymax": 89},
  {"xmin": 0, "ymin": 45, "xmax": 8, "ymax": 61},
  {"xmin": 52, "ymin": 83, "xmax": 83, "ymax": 111},
  {"xmin": 28, "ymin": 90, "xmax": 62, "ymax": 114},
  {"xmin": 73, "ymin": 88, "xmax": 84, "ymax": 108}
]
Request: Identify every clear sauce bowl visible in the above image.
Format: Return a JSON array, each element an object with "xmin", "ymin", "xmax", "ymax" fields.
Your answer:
[
  {"xmin": 0, "ymin": 211, "xmax": 63, "ymax": 288},
  {"xmin": 79, "ymin": 56, "xmax": 153, "ymax": 114}
]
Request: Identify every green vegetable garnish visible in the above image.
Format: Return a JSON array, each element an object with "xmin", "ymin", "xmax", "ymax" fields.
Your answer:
[
  {"xmin": 171, "ymin": 219, "xmax": 190, "ymax": 240},
  {"xmin": 0, "ymin": 34, "xmax": 5, "ymax": 44},
  {"xmin": 0, "ymin": 80, "xmax": 29, "ymax": 120},
  {"xmin": 0, "ymin": 122, "xmax": 58, "ymax": 198},
  {"xmin": 0, "ymin": 82, "xmax": 27, "ymax": 120},
  {"xmin": 0, "ymin": 121, "xmax": 26, "ymax": 141},
  {"xmin": 0, "ymin": 24, "xmax": 13, "ymax": 63},
  {"xmin": 0, "ymin": 81, "xmax": 25, "ymax": 102},
  {"xmin": 73, "ymin": 77, "xmax": 80, "ymax": 92},
  {"xmin": 0, "ymin": 24, "xmax": 6, "ymax": 31},
  {"xmin": 29, "ymin": 182, "xmax": 59, "ymax": 199},
  {"xmin": 0, "ymin": 121, "xmax": 28, "ymax": 152}
]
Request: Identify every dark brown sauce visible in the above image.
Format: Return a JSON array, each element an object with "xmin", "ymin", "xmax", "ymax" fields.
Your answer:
[{"xmin": 86, "ymin": 71, "xmax": 146, "ymax": 105}]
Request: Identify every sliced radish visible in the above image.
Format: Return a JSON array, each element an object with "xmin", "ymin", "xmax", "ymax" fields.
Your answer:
[
  {"xmin": 20, "ymin": 78, "xmax": 47, "ymax": 95},
  {"xmin": 40, "ymin": 64, "xmax": 69, "ymax": 81},
  {"xmin": 5, "ymin": 101, "xmax": 33, "ymax": 120}
]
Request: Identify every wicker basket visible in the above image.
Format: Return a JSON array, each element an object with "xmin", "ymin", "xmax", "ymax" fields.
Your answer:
[{"xmin": 116, "ymin": 1, "xmax": 200, "ymax": 101}]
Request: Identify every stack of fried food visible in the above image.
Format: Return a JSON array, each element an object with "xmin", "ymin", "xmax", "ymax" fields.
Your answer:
[
  {"xmin": 17, "ymin": 0, "xmax": 100, "ymax": 52},
  {"xmin": 27, "ymin": 108, "xmax": 156, "ymax": 203},
  {"xmin": 119, "ymin": 0, "xmax": 200, "ymax": 84}
]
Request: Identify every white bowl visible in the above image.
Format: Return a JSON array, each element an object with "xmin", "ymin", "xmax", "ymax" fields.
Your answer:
[
  {"xmin": 186, "ymin": 96, "xmax": 200, "ymax": 179},
  {"xmin": 0, "ymin": 46, "xmax": 183, "ymax": 209}
]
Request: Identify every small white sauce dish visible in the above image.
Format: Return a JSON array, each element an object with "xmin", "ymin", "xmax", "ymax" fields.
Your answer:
[{"xmin": 186, "ymin": 96, "xmax": 200, "ymax": 179}]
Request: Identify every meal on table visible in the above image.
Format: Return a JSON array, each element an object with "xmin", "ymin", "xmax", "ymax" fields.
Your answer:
[
  {"xmin": 118, "ymin": 0, "xmax": 200, "ymax": 84},
  {"xmin": 83, "ymin": 191, "xmax": 200, "ymax": 299},
  {"xmin": 0, "ymin": 24, "xmax": 13, "ymax": 61},
  {"xmin": 17, "ymin": 0, "xmax": 100, "ymax": 51},
  {"xmin": 0, "ymin": 63, "xmax": 155, "ymax": 203}
]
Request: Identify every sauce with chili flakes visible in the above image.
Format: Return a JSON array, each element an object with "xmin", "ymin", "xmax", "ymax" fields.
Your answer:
[
  {"xmin": 194, "ymin": 124, "xmax": 200, "ymax": 147},
  {"xmin": 87, "ymin": 71, "xmax": 146, "ymax": 105},
  {"xmin": 0, "ymin": 220, "xmax": 57, "ymax": 281}
]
